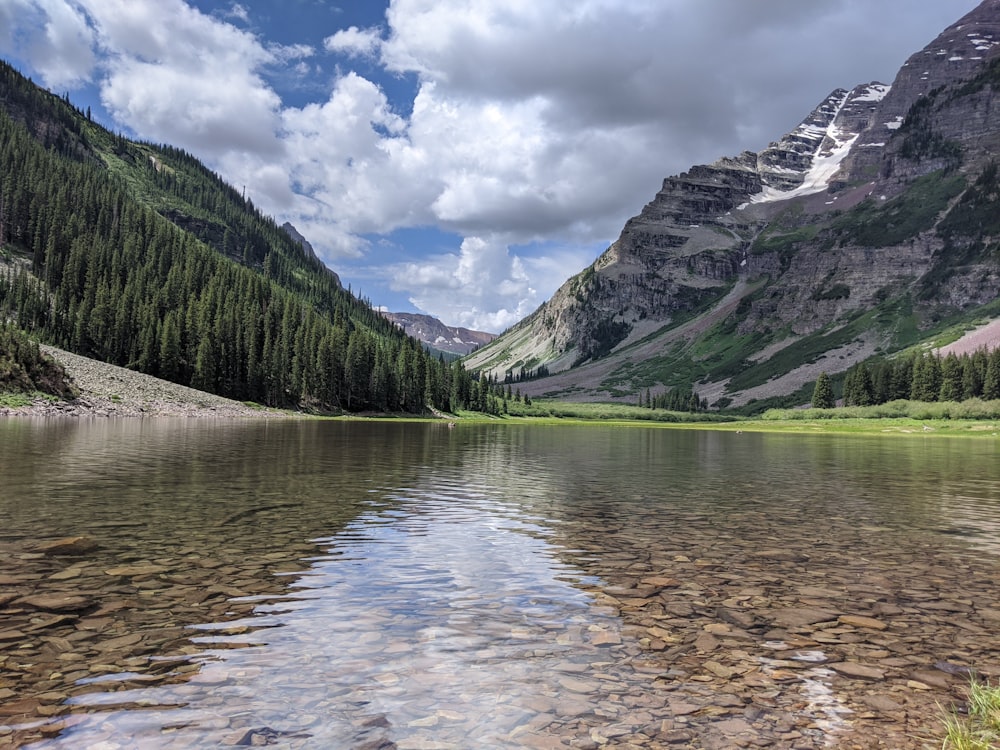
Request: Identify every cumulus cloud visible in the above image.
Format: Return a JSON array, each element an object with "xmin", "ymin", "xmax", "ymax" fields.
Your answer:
[
  {"xmin": 324, "ymin": 26, "xmax": 383, "ymax": 59},
  {"xmin": 84, "ymin": 0, "xmax": 284, "ymax": 156},
  {"xmin": 0, "ymin": 0, "xmax": 982, "ymax": 330},
  {"xmin": 386, "ymin": 236, "xmax": 542, "ymax": 332},
  {"xmin": 0, "ymin": 0, "xmax": 96, "ymax": 88}
]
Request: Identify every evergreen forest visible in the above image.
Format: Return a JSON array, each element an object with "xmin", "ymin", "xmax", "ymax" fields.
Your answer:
[
  {"xmin": 839, "ymin": 348, "xmax": 1000, "ymax": 406},
  {"xmin": 0, "ymin": 61, "xmax": 501, "ymax": 414}
]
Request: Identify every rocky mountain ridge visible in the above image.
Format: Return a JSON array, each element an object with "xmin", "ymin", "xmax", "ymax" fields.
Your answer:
[
  {"xmin": 281, "ymin": 222, "xmax": 342, "ymax": 286},
  {"xmin": 466, "ymin": 0, "xmax": 1000, "ymax": 410},
  {"xmin": 382, "ymin": 312, "xmax": 495, "ymax": 356}
]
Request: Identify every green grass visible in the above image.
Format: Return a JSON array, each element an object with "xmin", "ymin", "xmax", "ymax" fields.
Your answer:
[
  {"xmin": 763, "ymin": 398, "xmax": 1000, "ymax": 421},
  {"xmin": 0, "ymin": 391, "xmax": 34, "ymax": 408},
  {"xmin": 315, "ymin": 401, "xmax": 1000, "ymax": 437},
  {"xmin": 749, "ymin": 224, "xmax": 819, "ymax": 256},
  {"xmin": 502, "ymin": 399, "xmax": 736, "ymax": 423},
  {"xmin": 832, "ymin": 170, "xmax": 966, "ymax": 248},
  {"xmin": 941, "ymin": 678, "xmax": 1000, "ymax": 750},
  {"xmin": 0, "ymin": 390, "xmax": 59, "ymax": 408}
]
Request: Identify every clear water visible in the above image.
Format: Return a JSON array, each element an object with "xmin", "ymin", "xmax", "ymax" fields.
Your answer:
[{"xmin": 1, "ymin": 419, "xmax": 998, "ymax": 748}]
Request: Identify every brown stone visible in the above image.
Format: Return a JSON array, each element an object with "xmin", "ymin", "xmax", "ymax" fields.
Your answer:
[
  {"xmin": 704, "ymin": 660, "xmax": 735, "ymax": 679},
  {"xmin": 694, "ymin": 632, "xmax": 720, "ymax": 653},
  {"xmin": 25, "ymin": 614, "xmax": 78, "ymax": 632},
  {"xmin": 717, "ymin": 607, "xmax": 757, "ymax": 630},
  {"xmin": 798, "ymin": 586, "xmax": 844, "ymax": 598},
  {"xmin": 769, "ymin": 607, "xmax": 839, "ymax": 628},
  {"xmin": 590, "ymin": 629, "xmax": 621, "ymax": 647},
  {"xmin": 16, "ymin": 594, "xmax": 93, "ymax": 612},
  {"xmin": 558, "ymin": 676, "xmax": 599, "ymax": 694},
  {"xmin": 48, "ymin": 567, "xmax": 84, "ymax": 581},
  {"xmin": 979, "ymin": 607, "xmax": 1000, "ymax": 622},
  {"xmin": 862, "ymin": 694, "xmax": 903, "ymax": 712},
  {"xmin": 909, "ymin": 670, "xmax": 953, "ymax": 689},
  {"xmin": 35, "ymin": 536, "xmax": 99, "ymax": 556},
  {"xmin": 105, "ymin": 564, "xmax": 168, "ymax": 577},
  {"xmin": 830, "ymin": 662, "xmax": 886, "ymax": 680},
  {"xmin": 0, "ymin": 697, "xmax": 41, "ymax": 716},
  {"xmin": 755, "ymin": 549, "xmax": 808, "ymax": 562},
  {"xmin": 668, "ymin": 699, "xmax": 701, "ymax": 716},
  {"xmin": 659, "ymin": 729, "xmax": 695, "ymax": 744},
  {"xmin": 642, "ymin": 576, "xmax": 680, "ymax": 588},
  {"xmin": 839, "ymin": 615, "xmax": 889, "ymax": 630},
  {"xmin": 95, "ymin": 633, "xmax": 143, "ymax": 651},
  {"xmin": 711, "ymin": 717, "xmax": 753, "ymax": 735}
]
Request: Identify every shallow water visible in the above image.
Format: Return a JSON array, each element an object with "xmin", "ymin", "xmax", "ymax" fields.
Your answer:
[{"xmin": 1, "ymin": 420, "xmax": 999, "ymax": 748}]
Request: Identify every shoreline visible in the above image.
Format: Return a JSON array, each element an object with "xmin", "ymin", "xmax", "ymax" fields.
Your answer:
[
  {"xmin": 0, "ymin": 345, "xmax": 290, "ymax": 419},
  {"xmin": 3, "ymin": 347, "xmax": 998, "ymax": 436}
]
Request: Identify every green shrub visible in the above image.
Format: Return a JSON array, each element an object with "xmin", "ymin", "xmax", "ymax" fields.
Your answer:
[{"xmin": 0, "ymin": 325, "xmax": 76, "ymax": 398}]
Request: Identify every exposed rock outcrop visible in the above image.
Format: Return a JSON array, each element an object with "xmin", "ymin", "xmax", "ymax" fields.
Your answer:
[{"xmin": 467, "ymin": 0, "xmax": 1000, "ymax": 407}]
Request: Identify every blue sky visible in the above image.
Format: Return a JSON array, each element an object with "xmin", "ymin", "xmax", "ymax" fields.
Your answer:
[{"xmin": 0, "ymin": 0, "xmax": 981, "ymax": 332}]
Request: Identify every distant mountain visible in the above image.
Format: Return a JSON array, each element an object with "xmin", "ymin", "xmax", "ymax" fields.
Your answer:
[
  {"xmin": 467, "ymin": 0, "xmax": 1000, "ymax": 411},
  {"xmin": 382, "ymin": 312, "xmax": 495, "ymax": 356}
]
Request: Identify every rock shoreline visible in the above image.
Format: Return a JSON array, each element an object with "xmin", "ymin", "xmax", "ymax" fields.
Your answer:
[{"xmin": 0, "ymin": 345, "xmax": 288, "ymax": 419}]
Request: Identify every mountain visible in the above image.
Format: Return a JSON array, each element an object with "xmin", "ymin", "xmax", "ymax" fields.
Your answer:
[
  {"xmin": 280, "ymin": 221, "xmax": 335, "ymax": 279},
  {"xmin": 466, "ymin": 0, "xmax": 1000, "ymax": 411},
  {"xmin": 0, "ymin": 60, "xmax": 481, "ymax": 414},
  {"xmin": 382, "ymin": 312, "xmax": 495, "ymax": 356}
]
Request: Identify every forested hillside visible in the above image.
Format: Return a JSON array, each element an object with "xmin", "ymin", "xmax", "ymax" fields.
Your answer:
[{"xmin": 0, "ymin": 61, "xmax": 495, "ymax": 413}]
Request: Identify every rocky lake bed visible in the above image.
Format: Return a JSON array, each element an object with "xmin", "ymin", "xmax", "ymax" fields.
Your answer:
[
  {"xmin": 1, "ymin": 414, "xmax": 998, "ymax": 749},
  {"xmin": 1, "ymin": 509, "xmax": 997, "ymax": 749}
]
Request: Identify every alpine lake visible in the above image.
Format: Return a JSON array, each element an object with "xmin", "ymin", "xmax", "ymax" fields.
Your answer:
[{"xmin": 0, "ymin": 418, "xmax": 998, "ymax": 749}]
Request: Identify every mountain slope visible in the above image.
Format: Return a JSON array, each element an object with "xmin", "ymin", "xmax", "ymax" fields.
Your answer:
[
  {"xmin": 0, "ymin": 60, "xmax": 478, "ymax": 413},
  {"xmin": 467, "ymin": 0, "xmax": 1000, "ymax": 410}
]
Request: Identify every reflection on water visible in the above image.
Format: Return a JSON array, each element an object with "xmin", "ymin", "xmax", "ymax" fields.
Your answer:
[
  {"xmin": 51, "ymin": 489, "xmax": 621, "ymax": 748},
  {"xmin": 0, "ymin": 420, "xmax": 999, "ymax": 748}
]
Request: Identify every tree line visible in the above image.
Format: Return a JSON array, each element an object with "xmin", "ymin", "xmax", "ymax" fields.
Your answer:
[
  {"xmin": 0, "ymin": 61, "xmax": 485, "ymax": 413},
  {"xmin": 639, "ymin": 384, "xmax": 707, "ymax": 412},
  {"xmin": 812, "ymin": 347, "xmax": 1000, "ymax": 408}
]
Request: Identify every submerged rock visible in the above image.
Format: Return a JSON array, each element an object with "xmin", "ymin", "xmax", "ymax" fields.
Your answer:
[{"xmin": 34, "ymin": 536, "xmax": 99, "ymax": 556}]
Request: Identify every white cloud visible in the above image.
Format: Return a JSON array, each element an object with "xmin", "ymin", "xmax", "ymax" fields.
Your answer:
[
  {"xmin": 386, "ymin": 236, "xmax": 540, "ymax": 331},
  {"xmin": 83, "ymin": 0, "xmax": 285, "ymax": 156},
  {"xmin": 324, "ymin": 25, "xmax": 383, "ymax": 59},
  {"xmin": 0, "ymin": 0, "xmax": 982, "ymax": 329},
  {"xmin": 0, "ymin": 0, "xmax": 96, "ymax": 88},
  {"xmin": 225, "ymin": 2, "xmax": 250, "ymax": 24},
  {"xmin": 269, "ymin": 43, "xmax": 315, "ymax": 64},
  {"xmin": 380, "ymin": 236, "xmax": 595, "ymax": 332}
]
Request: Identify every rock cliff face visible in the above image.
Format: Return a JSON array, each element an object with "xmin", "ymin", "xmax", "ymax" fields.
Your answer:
[{"xmin": 467, "ymin": 0, "xmax": 1000, "ymax": 408}]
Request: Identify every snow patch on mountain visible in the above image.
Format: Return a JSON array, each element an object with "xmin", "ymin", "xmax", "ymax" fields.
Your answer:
[
  {"xmin": 745, "ymin": 132, "xmax": 859, "ymax": 206},
  {"xmin": 738, "ymin": 83, "xmax": 885, "ymax": 209}
]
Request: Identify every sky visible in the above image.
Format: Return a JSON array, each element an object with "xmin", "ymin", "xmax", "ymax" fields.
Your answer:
[{"xmin": 0, "ymin": 0, "xmax": 983, "ymax": 332}]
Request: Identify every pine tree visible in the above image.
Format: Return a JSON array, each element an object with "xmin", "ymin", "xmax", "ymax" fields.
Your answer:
[
  {"xmin": 984, "ymin": 349, "xmax": 1000, "ymax": 400},
  {"xmin": 938, "ymin": 353, "xmax": 963, "ymax": 402},
  {"xmin": 910, "ymin": 353, "xmax": 941, "ymax": 402},
  {"xmin": 812, "ymin": 372, "xmax": 835, "ymax": 409}
]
